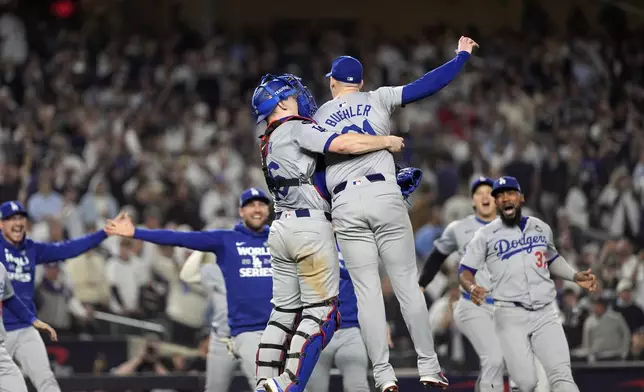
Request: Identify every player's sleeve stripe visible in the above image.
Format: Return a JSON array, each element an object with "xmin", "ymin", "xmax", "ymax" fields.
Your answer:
[
  {"xmin": 458, "ymin": 264, "xmax": 477, "ymax": 275},
  {"xmin": 546, "ymin": 254, "xmax": 560, "ymax": 266},
  {"xmin": 323, "ymin": 133, "xmax": 339, "ymax": 153}
]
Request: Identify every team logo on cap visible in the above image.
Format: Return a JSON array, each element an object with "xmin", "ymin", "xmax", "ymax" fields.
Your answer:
[
  {"xmin": 10, "ymin": 202, "xmax": 18, "ymax": 211},
  {"xmin": 499, "ymin": 178, "xmax": 506, "ymax": 185},
  {"xmin": 251, "ymin": 188, "xmax": 259, "ymax": 196},
  {"xmin": 479, "ymin": 176, "xmax": 486, "ymax": 182}
]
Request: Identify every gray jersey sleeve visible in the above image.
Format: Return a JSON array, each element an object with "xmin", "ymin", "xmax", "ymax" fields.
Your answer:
[
  {"xmin": 545, "ymin": 226, "xmax": 560, "ymax": 262},
  {"xmin": 292, "ymin": 122, "xmax": 338, "ymax": 154},
  {"xmin": 460, "ymin": 229, "xmax": 487, "ymax": 272},
  {"xmin": 2, "ymin": 271, "xmax": 14, "ymax": 301},
  {"xmin": 372, "ymin": 86, "xmax": 403, "ymax": 117},
  {"xmin": 433, "ymin": 221, "xmax": 459, "ymax": 255}
]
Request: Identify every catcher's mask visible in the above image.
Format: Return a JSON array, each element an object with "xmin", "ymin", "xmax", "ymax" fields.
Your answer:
[{"xmin": 251, "ymin": 73, "xmax": 318, "ymax": 125}]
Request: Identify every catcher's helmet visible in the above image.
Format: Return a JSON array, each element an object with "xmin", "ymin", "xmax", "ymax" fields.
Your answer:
[{"xmin": 251, "ymin": 73, "xmax": 318, "ymax": 125}]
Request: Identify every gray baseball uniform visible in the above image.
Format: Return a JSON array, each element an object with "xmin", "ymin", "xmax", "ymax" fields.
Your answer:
[
  {"xmin": 314, "ymin": 87, "xmax": 440, "ymax": 388},
  {"xmin": 201, "ymin": 263, "xmax": 237, "ymax": 392},
  {"xmin": 460, "ymin": 216, "xmax": 578, "ymax": 392},
  {"xmin": 256, "ymin": 119, "xmax": 340, "ymax": 390},
  {"xmin": 0, "ymin": 263, "xmax": 29, "ymax": 392}
]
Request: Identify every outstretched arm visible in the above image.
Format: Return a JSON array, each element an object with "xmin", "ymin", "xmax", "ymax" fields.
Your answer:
[
  {"xmin": 132, "ymin": 228, "xmax": 225, "ymax": 253},
  {"xmin": 419, "ymin": 249, "xmax": 450, "ymax": 288},
  {"xmin": 34, "ymin": 230, "xmax": 108, "ymax": 264},
  {"xmin": 401, "ymin": 37, "xmax": 478, "ymax": 106},
  {"xmin": 105, "ymin": 213, "xmax": 226, "ymax": 253}
]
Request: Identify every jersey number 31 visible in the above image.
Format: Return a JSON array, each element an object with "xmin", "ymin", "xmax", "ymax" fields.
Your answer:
[
  {"xmin": 534, "ymin": 251, "xmax": 547, "ymax": 269},
  {"xmin": 341, "ymin": 120, "xmax": 376, "ymax": 135}
]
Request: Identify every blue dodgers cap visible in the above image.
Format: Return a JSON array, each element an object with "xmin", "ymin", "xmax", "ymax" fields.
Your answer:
[
  {"xmin": 471, "ymin": 176, "xmax": 494, "ymax": 195},
  {"xmin": 239, "ymin": 188, "xmax": 271, "ymax": 207},
  {"xmin": 0, "ymin": 201, "xmax": 28, "ymax": 220},
  {"xmin": 326, "ymin": 56, "xmax": 363, "ymax": 84},
  {"xmin": 492, "ymin": 176, "xmax": 522, "ymax": 197}
]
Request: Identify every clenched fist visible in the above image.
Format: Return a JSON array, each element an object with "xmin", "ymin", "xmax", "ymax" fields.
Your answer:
[{"xmin": 456, "ymin": 36, "xmax": 479, "ymax": 55}]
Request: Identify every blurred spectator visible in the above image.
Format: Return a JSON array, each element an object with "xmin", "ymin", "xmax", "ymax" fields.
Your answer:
[
  {"xmin": 597, "ymin": 168, "xmax": 641, "ymax": 241},
  {"xmin": 78, "ymin": 175, "xmax": 119, "ymax": 228},
  {"xmin": 628, "ymin": 327, "xmax": 644, "ymax": 361},
  {"xmin": 153, "ymin": 245, "xmax": 208, "ymax": 346},
  {"xmin": 561, "ymin": 288, "xmax": 589, "ymax": 351},
  {"xmin": 106, "ymin": 238, "xmax": 149, "ymax": 317},
  {"xmin": 35, "ymin": 263, "xmax": 91, "ymax": 337},
  {"xmin": 414, "ymin": 204, "xmax": 443, "ymax": 261},
  {"xmin": 582, "ymin": 296, "xmax": 631, "ymax": 362},
  {"xmin": 111, "ymin": 334, "xmax": 172, "ymax": 392},
  {"xmin": 65, "ymin": 242, "xmax": 110, "ymax": 311},
  {"xmin": 614, "ymin": 280, "xmax": 644, "ymax": 333},
  {"xmin": 27, "ymin": 174, "xmax": 64, "ymax": 222}
]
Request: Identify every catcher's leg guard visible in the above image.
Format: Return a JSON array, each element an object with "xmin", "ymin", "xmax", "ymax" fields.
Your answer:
[
  {"xmin": 268, "ymin": 297, "xmax": 340, "ymax": 392},
  {"xmin": 255, "ymin": 307, "xmax": 301, "ymax": 389}
]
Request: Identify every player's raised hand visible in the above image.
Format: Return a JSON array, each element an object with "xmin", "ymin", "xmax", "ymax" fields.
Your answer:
[
  {"xmin": 469, "ymin": 284, "xmax": 488, "ymax": 305},
  {"xmin": 386, "ymin": 136, "xmax": 405, "ymax": 153},
  {"xmin": 33, "ymin": 319, "xmax": 58, "ymax": 341},
  {"xmin": 105, "ymin": 212, "xmax": 135, "ymax": 237},
  {"xmin": 456, "ymin": 36, "xmax": 479, "ymax": 54},
  {"xmin": 574, "ymin": 269, "xmax": 597, "ymax": 292}
]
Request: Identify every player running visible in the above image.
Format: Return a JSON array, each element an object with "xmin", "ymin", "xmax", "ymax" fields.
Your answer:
[
  {"xmin": 458, "ymin": 176, "xmax": 596, "ymax": 392},
  {"xmin": 0, "ymin": 262, "xmax": 57, "ymax": 392},
  {"xmin": 250, "ymin": 73, "xmax": 404, "ymax": 392},
  {"xmin": 312, "ymin": 36, "xmax": 478, "ymax": 391},
  {"xmin": 419, "ymin": 177, "xmax": 550, "ymax": 392},
  {"xmin": 307, "ymin": 243, "xmax": 370, "ymax": 392},
  {"xmin": 0, "ymin": 201, "xmax": 110, "ymax": 392},
  {"xmin": 106, "ymin": 188, "xmax": 274, "ymax": 391}
]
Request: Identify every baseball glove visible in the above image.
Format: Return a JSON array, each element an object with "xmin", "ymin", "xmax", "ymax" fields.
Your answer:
[{"xmin": 396, "ymin": 166, "xmax": 423, "ymax": 199}]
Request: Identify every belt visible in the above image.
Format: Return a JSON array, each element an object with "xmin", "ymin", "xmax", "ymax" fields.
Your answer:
[
  {"xmin": 275, "ymin": 209, "xmax": 332, "ymax": 222},
  {"xmin": 462, "ymin": 292, "xmax": 494, "ymax": 305},
  {"xmin": 495, "ymin": 301, "xmax": 544, "ymax": 312},
  {"xmin": 333, "ymin": 173, "xmax": 386, "ymax": 195}
]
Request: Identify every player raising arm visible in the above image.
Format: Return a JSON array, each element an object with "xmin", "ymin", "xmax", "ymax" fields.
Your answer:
[
  {"xmin": 0, "ymin": 201, "xmax": 111, "ymax": 392},
  {"xmin": 106, "ymin": 188, "xmax": 274, "ymax": 391},
  {"xmin": 458, "ymin": 176, "xmax": 596, "ymax": 392},
  {"xmin": 311, "ymin": 34, "xmax": 478, "ymax": 392}
]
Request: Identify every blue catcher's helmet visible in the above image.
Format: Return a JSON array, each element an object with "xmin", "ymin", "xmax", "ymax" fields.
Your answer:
[{"xmin": 251, "ymin": 73, "xmax": 318, "ymax": 125}]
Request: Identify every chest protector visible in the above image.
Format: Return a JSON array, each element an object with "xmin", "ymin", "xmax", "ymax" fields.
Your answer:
[{"xmin": 259, "ymin": 116, "xmax": 318, "ymax": 195}]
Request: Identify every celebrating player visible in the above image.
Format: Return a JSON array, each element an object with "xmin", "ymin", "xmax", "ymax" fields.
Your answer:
[
  {"xmin": 419, "ymin": 177, "xmax": 550, "ymax": 392},
  {"xmin": 106, "ymin": 188, "xmax": 274, "ymax": 391},
  {"xmin": 250, "ymin": 73, "xmax": 403, "ymax": 392},
  {"xmin": 0, "ymin": 201, "xmax": 110, "ymax": 392},
  {"xmin": 307, "ymin": 243, "xmax": 370, "ymax": 392},
  {"xmin": 0, "ymin": 262, "xmax": 57, "ymax": 392},
  {"xmin": 312, "ymin": 36, "xmax": 478, "ymax": 391},
  {"xmin": 458, "ymin": 176, "xmax": 597, "ymax": 392}
]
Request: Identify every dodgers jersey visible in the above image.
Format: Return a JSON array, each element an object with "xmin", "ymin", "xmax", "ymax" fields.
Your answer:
[
  {"xmin": 434, "ymin": 214, "xmax": 492, "ymax": 292},
  {"xmin": 337, "ymin": 249, "xmax": 358, "ymax": 329},
  {"xmin": 0, "ymin": 230, "xmax": 107, "ymax": 331},
  {"xmin": 313, "ymin": 87, "xmax": 403, "ymax": 191},
  {"xmin": 134, "ymin": 222, "xmax": 273, "ymax": 336},
  {"xmin": 460, "ymin": 216, "xmax": 559, "ymax": 308},
  {"xmin": 264, "ymin": 120, "xmax": 337, "ymax": 212}
]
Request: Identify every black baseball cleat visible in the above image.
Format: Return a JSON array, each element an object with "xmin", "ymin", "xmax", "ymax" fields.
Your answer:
[
  {"xmin": 420, "ymin": 373, "xmax": 449, "ymax": 389},
  {"xmin": 381, "ymin": 381, "xmax": 399, "ymax": 391}
]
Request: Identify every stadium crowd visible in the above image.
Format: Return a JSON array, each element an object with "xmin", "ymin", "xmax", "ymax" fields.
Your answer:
[{"xmin": 0, "ymin": 0, "xmax": 642, "ymax": 377}]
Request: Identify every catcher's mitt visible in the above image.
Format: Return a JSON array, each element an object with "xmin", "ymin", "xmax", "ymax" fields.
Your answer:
[{"xmin": 396, "ymin": 166, "xmax": 423, "ymax": 199}]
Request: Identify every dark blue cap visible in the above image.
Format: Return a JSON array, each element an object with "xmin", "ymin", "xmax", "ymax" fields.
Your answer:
[
  {"xmin": 326, "ymin": 56, "xmax": 363, "ymax": 84},
  {"xmin": 471, "ymin": 176, "xmax": 494, "ymax": 195},
  {"xmin": 239, "ymin": 188, "xmax": 271, "ymax": 207},
  {"xmin": 492, "ymin": 176, "xmax": 522, "ymax": 197},
  {"xmin": 0, "ymin": 201, "xmax": 28, "ymax": 220}
]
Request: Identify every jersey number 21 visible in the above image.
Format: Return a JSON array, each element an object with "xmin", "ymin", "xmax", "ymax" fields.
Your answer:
[{"xmin": 341, "ymin": 120, "xmax": 376, "ymax": 135}]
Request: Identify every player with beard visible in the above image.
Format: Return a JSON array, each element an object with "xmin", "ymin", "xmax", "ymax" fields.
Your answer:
[{"xmin": 458, "ymin": 176, "xmax": 596, "ymax": 392}]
